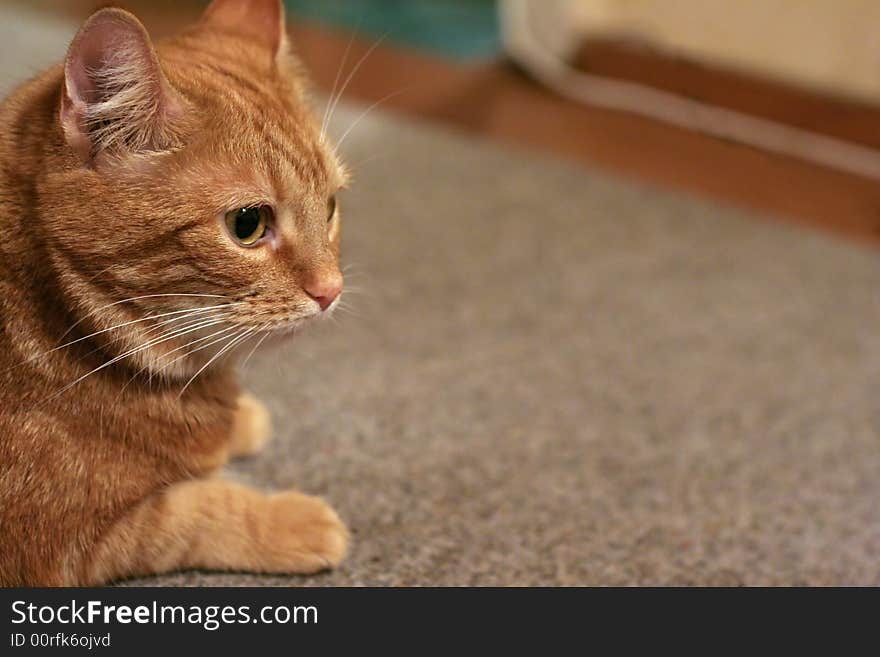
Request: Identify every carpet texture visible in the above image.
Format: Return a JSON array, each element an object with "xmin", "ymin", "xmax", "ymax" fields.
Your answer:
[
  {"xmin": 3, "ymin": 7, "xmax": 879, "ymax": 586},
  {"xmin": 137, "ymin": 108, "xmax": 878, "ymax": 586}
]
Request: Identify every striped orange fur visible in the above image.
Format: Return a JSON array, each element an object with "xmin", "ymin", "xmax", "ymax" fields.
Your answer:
[{"xmin": 0, "ymin": 0, "xmax": 348, "ymax": 585}]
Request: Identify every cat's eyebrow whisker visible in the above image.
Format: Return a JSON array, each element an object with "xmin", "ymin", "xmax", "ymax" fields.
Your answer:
[
  {"xmin": 320, "ymin": 26, "xmax": 359, "ymax": 140},
  {"xmin": 178, "ymin": 327, "xmax": 256, "ymax": 398},
  {"xmin": 334, "ymin": 87, "xmax": 407, "ymax": 153},
  {"xmin": 345, "ymin": 151, "xmax": 390, "ymax": 171},
  {"xmin": 47, "ymin": 317, "xmax": 229, "ymax": 401},
  {"xmin": 322, "ymin": 32, "xmax": 389, "ymax": 143}
]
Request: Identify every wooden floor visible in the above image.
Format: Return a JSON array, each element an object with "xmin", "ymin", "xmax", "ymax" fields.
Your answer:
[{"xmin": 34, "ymin": 0, "xmax": 880, "ymax": 247}]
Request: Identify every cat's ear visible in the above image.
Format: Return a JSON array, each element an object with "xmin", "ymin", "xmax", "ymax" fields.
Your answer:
[
  {"xmin": 60, "ymin": 8, "xmax": 185, "ymax": 164},
  {"xmin": 201, "ymin": 0, "xmax": 287, "ymax": 57}
]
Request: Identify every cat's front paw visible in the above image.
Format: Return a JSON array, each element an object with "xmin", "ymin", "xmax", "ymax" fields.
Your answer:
[
  {"xmin": 265, "ymin": 491, "xmax": 349, "ymax": 573},
  {"xmin": 229, "ymin": 393, "xmax": 272, "ymax": 457}
]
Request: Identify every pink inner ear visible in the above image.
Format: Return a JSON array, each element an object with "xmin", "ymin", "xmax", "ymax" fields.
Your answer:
[
  {"xmin": 65, "ymin": 13, "xmax": 155, "ymax": 106},
  {"xmin": 202, "ymin": 0, "xmax": 286, "ymax": 55},
  {"xmin": 61, "ymin": 9, "xmax": 180, "ymax": 161}
]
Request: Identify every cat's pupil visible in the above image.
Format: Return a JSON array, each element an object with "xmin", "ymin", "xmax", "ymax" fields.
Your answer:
[{"xmin": 235, "ymin": 208, "xmax": 260, "ymax": 239}]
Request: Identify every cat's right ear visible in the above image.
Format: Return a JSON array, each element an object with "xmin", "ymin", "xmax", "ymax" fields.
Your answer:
[
  {"xmin": 61, "ymin": 8, "xmax": 184, "ymax": 164},
  {"xmin": 201, "ymin": 0, "xmax": 287, "ymax": 57}
]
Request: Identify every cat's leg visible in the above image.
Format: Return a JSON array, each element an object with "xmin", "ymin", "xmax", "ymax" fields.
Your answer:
[
  {"xmin": 229, "ymin": 393, "xmax": 272, "ymax": 457},
  {"xmin": 82, "ymin": 479, "xmax": 347, "ymax": 585}
]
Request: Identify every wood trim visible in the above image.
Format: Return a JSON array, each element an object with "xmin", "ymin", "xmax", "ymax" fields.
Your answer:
[
  {"xmin": 289, "ymin": 23, "xmax": 880, "ymax": 246},
  {"xmin": 574, "ymin": 38, "xmax": 880, "ymax": 151}
]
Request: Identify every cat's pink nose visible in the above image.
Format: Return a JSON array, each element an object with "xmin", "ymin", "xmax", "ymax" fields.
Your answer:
[{"xmin": 304, "ymin": 274, "xmax": 343, "ymax": 311}]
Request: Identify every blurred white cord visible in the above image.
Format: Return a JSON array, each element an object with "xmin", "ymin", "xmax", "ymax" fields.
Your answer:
[{"xmin": 498, "ymin": 0, "xmax": 880, "ymax": 181}]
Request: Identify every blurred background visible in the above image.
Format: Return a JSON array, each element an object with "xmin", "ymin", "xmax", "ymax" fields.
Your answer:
[{"xmin": 5, "ymin": 0, "xmax": 880, "ymax": 246}]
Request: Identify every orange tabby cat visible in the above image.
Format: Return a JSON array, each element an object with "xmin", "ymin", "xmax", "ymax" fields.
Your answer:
[{"xmin": 0, "ymin": 0, "xmax": 349, "ymax": 585}]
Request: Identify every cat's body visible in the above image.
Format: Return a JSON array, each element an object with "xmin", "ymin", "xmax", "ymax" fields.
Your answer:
[{"xmin": 0, "ymin": 0, "xmax": 348, "ymax": 586}]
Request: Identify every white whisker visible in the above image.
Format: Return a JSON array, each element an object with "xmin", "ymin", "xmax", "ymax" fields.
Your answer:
[
  {"xmin": 346, "ymin": 151, "xmax": 389, "ymax": 171},
  {"xmin": 47, "ymin": 316, "xmax": 229, "ymax": 401},
  {"xmin": 152, "ymin": 325, "xmax": 242, "ymax": 375},
  {"xmin": 116, "ymin": 323, "xmax": 239, "ymax": 397},
  {"xmin": 322, "ymin": 33, "xmax": 388, "ymax": 143},
  {"xmin": 241, "ymin": 324, "xmax": 272, "ymax": 371},
  {"xmin": 6, "ymin": 303, "xmax": 240, "ymax": 374},
  {"xmin": 178, "ymin": 328, "xmax": 255, "ymax": 397},
  {"xmin": 335, "ymin": 88, "xmax": 407, "ymax": 151},
  {"xmin": 139, "ymin": 307, "xmax": 237, "ymax": 337},
  {"xmin": 321, "ymin": 27, "xmax": 359, "ymax": 139},
  {"xmin": 65, "ymin": 303, "xmax": 235, "ymax": 347},
  {"xmin": 58, "ymin": 293, "xmax": 231, "ymax": 342}
]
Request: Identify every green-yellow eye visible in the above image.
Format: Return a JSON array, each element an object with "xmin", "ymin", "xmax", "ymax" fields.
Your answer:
[{"xmin": 225, "ymin": 206, "xmax": 270, "ymax": 246}]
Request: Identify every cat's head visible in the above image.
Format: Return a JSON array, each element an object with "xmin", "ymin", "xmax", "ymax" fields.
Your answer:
[{"xmin": 42, "ymin": 0, "xmax": 347, "ymax": 379}]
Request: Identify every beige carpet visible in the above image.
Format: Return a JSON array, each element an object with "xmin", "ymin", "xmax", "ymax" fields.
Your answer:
[{"xmin": 4, "ymin": 6, "xmax": 880, "ymax": 587}]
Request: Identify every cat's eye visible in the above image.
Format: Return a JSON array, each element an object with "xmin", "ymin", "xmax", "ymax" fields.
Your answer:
[
  {"xmin": 224, "ymin": 206, "xmax": 271, "ymax": 247},
  {"xmin": 327, "ymin": 195, "xmax": 337, "ymax": 223}
]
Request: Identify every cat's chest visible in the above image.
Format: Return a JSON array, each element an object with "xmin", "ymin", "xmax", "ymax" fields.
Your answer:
[{"xmin": 68, "ymin": 381, "xmax": 240, "ymax": 479}]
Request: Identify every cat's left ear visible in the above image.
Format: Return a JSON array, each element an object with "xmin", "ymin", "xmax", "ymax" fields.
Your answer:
[{"xmin": 201, "ymin": 0, "xmax": 288, "ymax": 58}]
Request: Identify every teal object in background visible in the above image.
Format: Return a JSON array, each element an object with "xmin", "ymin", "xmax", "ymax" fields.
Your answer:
[{"xmin": 284, "ymin": 0, "xmax": 500, "ymax": 60}]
